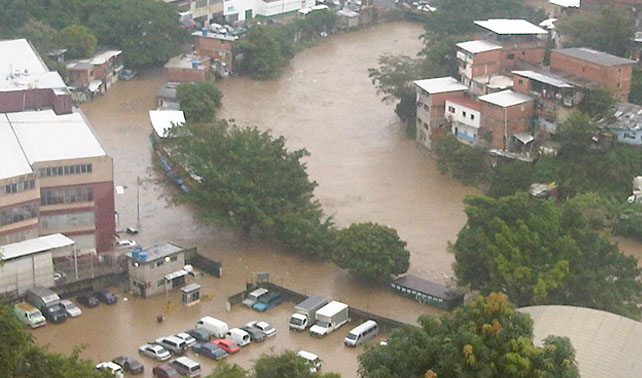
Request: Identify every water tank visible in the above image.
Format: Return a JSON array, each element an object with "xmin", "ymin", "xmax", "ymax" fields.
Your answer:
[
  {"xmin": 191, "ymin": 60, "xmax": 199, "ymax": 69},
  {"xmin": 138, "ymin": 252, "xmax": 148, "ymax": 262},
  {"xmin": 202, "ymin": 27, "xmax": 208, "ymax": 36}
]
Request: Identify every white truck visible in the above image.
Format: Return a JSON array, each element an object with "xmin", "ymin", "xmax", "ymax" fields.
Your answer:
[
  {"xmin": 289, "ymin": 295, "xmax": 327, "ymax": 331},
  {"xmin": 241, "ymin": 288, "xmax": 269, "ymax": 308},
  {"xmin": 309, "ymin": 301, "xmax": 349, "ymax": 337}
]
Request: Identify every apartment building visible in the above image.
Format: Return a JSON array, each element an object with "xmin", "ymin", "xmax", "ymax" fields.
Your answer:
[
  {"xmin": 0, "ymin": 39, "xmax": 72, "ymax": 115},
  {"xmin": 192, "ymin": 29, "xmax": 237, "ymax": 73},
  {"xmin": 414, "ymin": 77, "xmax": 468, "ymax": 149},
  {"xmin": 456, "ymin": 40, "xmax": 503, "ymax": 89},
  {"xmin": 474, "ymin": 19, "xmax": 548, "ymax": 68},
  {"xmin": 479, "ymin": 90, "xmax": 535, "ymax": 150},
  {"xmin": 0, "ymin": 110, "xmax": 115, "ymax": 253},
  {"xmin": 550, "ymin": 48, "xmax": 635, "ymax": 102},
  {"xmin": 444, "ymin": 96, "xmax": 483, "ymax": 146}
]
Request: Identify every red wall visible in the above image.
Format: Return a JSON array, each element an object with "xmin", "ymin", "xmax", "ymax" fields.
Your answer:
[
  {"xmin": 167, "ymin": 67, "xmax": 209, "ymax": 83},
  {"xmin": 195, "ymin": 35, "xmax": 234, "ymax": 68},
  {"xmin": 0, "ymin": 89, "xmax": 72, "ymax": 115},
  {"xmin": 481, "ymin": 100, "xmax": 534, "ymax": 149}
]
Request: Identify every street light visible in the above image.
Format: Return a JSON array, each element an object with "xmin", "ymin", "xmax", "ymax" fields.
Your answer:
[{"xmin": 164, "ymin": 256, "xmax": 171, "ymax": 307}]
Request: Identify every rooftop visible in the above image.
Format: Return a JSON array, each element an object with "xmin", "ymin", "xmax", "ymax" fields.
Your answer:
[
  {"xmin": 513, "ymin": 70, "xmax": 574, "ymax": 88},
  {"xmin": 413, "ymin": 77, "xmax": 468, "ymax": 94},
  {"xmin": 127, "ymin": 242, "xmax": 185, "ymax": 263},
  {"xmin": 149, "ymin": 110, "xmax": 185, "ymax": 138},
  {"xmin": 446, "ymin": 96, "xmax": 483, "ymax": 111},
  {"xmin": 520, "ymin": 305, "xmax": 642, "ymax": 378},
  {"xmin": 479, "ymin": 89, "xmax": 534, "ymax": 107},
  {"xmin": 0, "ymin": 233, "xmax": 74, "ymax": 261},
  {"xmin": 457, "ymin": 40, "xmax": 502, "ymax": 54},
  {"xmin": 392, "ymin": 274, "xmax": 462, "ymax": 300},
  {"xmin": 164, "ymin": 54, "xmax": 210, "ymax": 70},
  {"xmin": 7, "ymin": 109, "xmax": 106, "ymax": 164},
  {"xmin": 472, "ymin": 74, "xmax": 514, "ymax": 91},
  {"xmin": 549, "ymin": 0, "xmax": 580, "ymax": 7},
  {"xmin": 0, "ymin": 114, "xmax": 32, "ymax": 180},
  {"xmin": 192, "ymin": 31, "xmax": 238, "ymax": 42},
  {"xmin": 595, "ymin": 102, "xmax": 642, "ymax": 131},
  {"xmin": 474, "ymin": 19, "xmax": 548, "ymax": 35},
  {"xmin": 0, "ymin": 39, "xmax": 68, "ymax": 92},
  {"xmin": 553, "ymin": 47, "xmax": 636, "ymax": 66}
]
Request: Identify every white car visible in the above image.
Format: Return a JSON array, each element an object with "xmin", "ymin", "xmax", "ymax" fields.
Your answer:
[
  {"xmin": 96, "ymin": 361, "xmax": 124, "ymax": 378},
  {"xmin": 175, "ymin": 332, "xmax": 197, "ymax": 348},
  {"xmin": 297, "ymin": 350, "xmax": 322, "ymax": 373},
  {"xmin": 60, "ymin": 299, "xmax": 82, "ymax": 317},
  {"xmin": 138, "ymin": 343, "xmax": 171, "ymax": 361},
  {"xmin": 246, "ymin": 321, "xmax": 276, "ymax": 337},
  {"xmin": 116, "ymin": 239, "xmax": 137, "ymax": 249}
]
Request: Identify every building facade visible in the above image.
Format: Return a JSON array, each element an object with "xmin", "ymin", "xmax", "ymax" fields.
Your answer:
[
  {"xmin": 456, "ymin": 40, "xmax": 503, "ymax": 88},
  {"xmin": 444, "ymin": 97, "xmax": 483, "ymax": 145},
  {"xmin": 474, "ymin": 19, "xmax": 548, "ymax": 69},
  {"xmin": 479, "ymin": 90, "xmax": 535, "ymax": 150},
  {"xmin": 126, "ymin": 243, "xmax": 189, "ymax": 297},
  {"xmin": 193, "ymin": 30, "xmax": 237, "ymax": 74},
  {"xmin": 165, "ymin": 54, "xmax": 211, "ymax": 82}
]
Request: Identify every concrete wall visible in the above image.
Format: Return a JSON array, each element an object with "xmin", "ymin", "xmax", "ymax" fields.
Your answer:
[
  {"xmin": 195, "ymin": 35, "xmax": 234, "ymax": 68},
  {"xmin": 167, "ymin": 67, "xmax": 209, "ymax": 83},
  {"xmin": 416, "ymin": 90, "xmax": 467, "ymax": 149},
  {"xmin": 128, "ymin": 253, "xmax": 186, "ymax": 297},
  {"xmin": 481, "ymin": 100, "xmax": 534, "ymax": 149},
  {"xmin": 0, "ymin": 251, "xmax": 54, "ymax": 295},
  {"xmin": 0, "ymin": 89, "xmax": 72, "ymax": 115}
]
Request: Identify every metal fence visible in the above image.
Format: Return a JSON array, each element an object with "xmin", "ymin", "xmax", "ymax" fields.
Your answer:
[{"xmin": 53, "ymin": 252, "xmax": 126, "ymax": 285}]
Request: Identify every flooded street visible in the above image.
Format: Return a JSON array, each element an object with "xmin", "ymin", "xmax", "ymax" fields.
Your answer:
[{"xmin": 32, "ymin": 21, "xmax": 481, "ymax": 377}]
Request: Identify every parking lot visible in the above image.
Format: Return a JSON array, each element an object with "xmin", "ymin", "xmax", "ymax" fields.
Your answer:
[{"xmin": 28, "ymin": 274, "xmax": 378, "ymax": 377}]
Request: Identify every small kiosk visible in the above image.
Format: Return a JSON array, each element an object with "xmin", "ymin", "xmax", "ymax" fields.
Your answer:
[{"xmin": 181, "ymin": 283, "xmax": 201, "ymax": 306}]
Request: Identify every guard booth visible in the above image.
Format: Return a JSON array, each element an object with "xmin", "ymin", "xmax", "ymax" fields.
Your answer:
[{"xmin": 181, "ymin": 283, "xmax": 201, "ymax": 306}]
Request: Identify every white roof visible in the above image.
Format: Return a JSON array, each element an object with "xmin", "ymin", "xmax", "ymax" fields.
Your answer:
[
  {"xmin": 0, "ymin": 114, "xmax": 32, "ymax": 180},
  {"xmin": 479, "ymin": 89, "xmax": 533, "ymax": 107},
  {"xmin": 457, "ymin": 40, "xmax": 502, "ymax": 54},
  {"xmin": 192, "ymin": 31, "xmax": 237, "ymax": 42},
  {"xmin": 520, "ymin": 305, "xmax": 642, "ymax": 378},
  {"xmin": 414, "ymin": 77, "xmax": 468, "ymax": 94},
  {"xmin": 549, "ymin": 0, "xmax": 580, "ymax": 7},
  {"xmin": 90, "ymin": 50, "xmax": 121, "ymax": 65},
  {"xmin": 0, "ymin": 234, "xmax": 74, "ymax": 261},
  {"xmin": 475, "ymin": 19, "xmax": 548, "ymax": 35},
  {"xmin": 513, "ymin": 70, "xmax": 573, "ymax": 88},
  {"xmin": 317, "ymin": 300, "xmax": 348, "ymax": 316},
  {"xmin": 149, "ymin": 110, "xmax": 185, "ymax": 138},
  {"xmin": 7, "ymin": 110, "xmax": 106, "ymax": 164},
  {"xmin": 0, "ymin": 39, "xmax": 67, "ymax": 92}
]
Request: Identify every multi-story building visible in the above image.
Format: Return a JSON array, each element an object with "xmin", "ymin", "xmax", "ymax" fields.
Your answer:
[
  {"xmin": 474, "ymin": 19, "xmax": 548, "ymax": 68},
  {"xmin": 165, "ymin": 54, "xmax": 211, "ymax": 83},
  {"xmin": 0, "ymin": 39, "xmax": 72, "ymax": 115},
  {"xmin": 66, "ymin": 50, "xmax": 123, "ymax": 95},
  {"xmin": 126, "ymin": 242, "xmax": 189, "ymax": 297},
  {"xmin": 444, "ymin": 96, "xmax": 483, "ymax": 146},
  {"xmin": 414, "ymin": 77, "xmax": 468, "ymax": 149},
  {"xmin": 479, "ymin": 89, "xmax": 535, "ymax": 150},
  {"xmin": 192, "ymin": 29, "xmax": 237, "ymax": 75},
  {"xmin": 163, "ymin": 0, "xmax": 224, "ymax": 25},
  {"xmin": 550, "ymin": 48, "xmax": 635, "ymax": 102},
  {"xmin": 456, "ymin": 40, "xmax": 503, "ymax": 89},
  {"xmin": 0, "ymin": 109, "xmax": 115, "ymax": 253}
]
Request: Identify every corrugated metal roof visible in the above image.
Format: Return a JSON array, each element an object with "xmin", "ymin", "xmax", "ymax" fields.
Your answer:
[
  {"xmin": 479, "ymin": 89, "xmax": 534, "ymax": 107},
  {"xmin": 513, "ymin": 70, "xmax": 574, "ymax": 88},
  {"xmin": 149, "ymin": 110, "xmax": 185, "ymax": 138},
  {"xmin": 474, "ymin": 19, "xmax": 548, "ymax": 35},
  {"xmin": 413, "ymin": 77, "xmax": 468, "ymax": 94},
  {"xmin": 0, "ymin": 234, "xmax": 74, "ymax": 261},
  {"xmin": 553, "ymin": 47, "xmax": 636, "ymax": 66},
  {"xmin": 457, "ymin": 40, "xmax": 502, "ymax": 54},
  {"xmin": 520, "ymin": 305, "xmax": 642, "ymax": 378},
  {"xmin": 392, "ymin": 275, "xmax": 461, "ymax": 300}
]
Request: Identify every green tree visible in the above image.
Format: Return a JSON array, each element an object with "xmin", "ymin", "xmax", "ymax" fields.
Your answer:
[
  {"xmin": 205, "ymin": 351, "xmax": 340, "ymax": 378},
  {"xmin": 57, "ymin": 24, "xmax": 97, "ymax": 59},
  {"xmin": 205, "ymin": 361, "xmax": 250, "ymax": 378},
  {"xmin": 333, "ymin": 222, "xmax": 410, "ymax": 283},
  {"xmin": 579, "ymin": 86, "xmax": 615, "ymax": 118},
  {"xmin": 433, "ymin": 134, "xmax": 487, "ymax": 185},
  {"xmin": 235, "ymin": 24, "xmax": 291, "ymax": 80},
  {"xmin": 160, "ymin": 121, "xmax": 333, "ymax": 257},
  {"xmin": 451, "ymin": 192, "xmax": 642, "ymax": 319},
  {"xmin": 630, "ymin": 71, "xmax": 642, "ymax": 105},
  {"xmin": 16, "ymin": 19, "xmax": 60, "ymax": 54},
  {"xmin": 486, "ymin": 161, "xmax": 534, "ymax": 198},
  {"xmin": 358, "ymin": 293, "xmax": 579, "ymax": 378},
  {"xmin": 176, "ymin": 82, "xmax": 224, "ymax": 123},
  {"xmin": 556, "ymin": 8, "xmax": 635, "ymax": 57}
]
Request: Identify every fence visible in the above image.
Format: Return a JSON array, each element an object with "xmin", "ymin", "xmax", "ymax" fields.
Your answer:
[{"xmin": 186, "ymin": 250, "xmax": 222, "ymax": 278}]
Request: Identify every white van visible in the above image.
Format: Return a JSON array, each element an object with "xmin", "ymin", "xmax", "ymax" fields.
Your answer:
[
  {"xmin": 155, "ymin": 335, "xmax": 187, "ymax": 354},
  {"xmin": 344, "ymin": 320, "xmax": 378, "ymax": 347},
  {"xmin": 196, "ymin": 316, "xmax": 229, "ymax": 338},
  {"xmin": 225, "ymin": 328, "xmax": 251, "ymax": 347},
  {"xmin": 14, "ymin": 302, "xmax": 46, "ymax": 328},
  {"xmin": 171, "ymin": 356, "xmax": 201, "ymax": 377},
  {"xmin": 297, "ymin": 350, "xmax": 322, "ymax": 373}
]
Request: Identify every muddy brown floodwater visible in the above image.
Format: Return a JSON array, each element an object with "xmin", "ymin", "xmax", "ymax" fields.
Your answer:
[{"xmin": 31, "ymin": 22, "xmax": 485, "ymax": 377}]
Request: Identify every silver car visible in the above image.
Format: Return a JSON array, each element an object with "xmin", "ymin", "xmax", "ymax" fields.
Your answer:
[
  {"xmin": 60, "ymin": 299, "xmax": 82, "ymax": 317},
  {"xmin": 138, "ymin": 343, "xmax": 171, "ymax": 361}
]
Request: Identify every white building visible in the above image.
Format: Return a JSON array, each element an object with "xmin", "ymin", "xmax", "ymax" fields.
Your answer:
[
  {"xmin": 444, "ymin": 96, "xmax": 482, "ymax": 145},
  {"xmin": 149, "ymin": 110, "xmax": 186, "ymax": 140},
  {"xmin": 224, "ymin": 0, "xmax": 315, "ymax": 22}
]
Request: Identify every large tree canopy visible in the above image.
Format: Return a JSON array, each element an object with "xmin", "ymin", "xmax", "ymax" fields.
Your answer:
[
  {"xmin": 451, "ymin": 192, "xmax": 642, "ymax": 319},
  {"xmin": 204, "ymin": 351, "xmax": 341, "ymax": 378},
  {"xmin": 358, "ymin": 293, "xmax": 579, "ymax": 378},
  {"xmin": 176, "ymin": 82, "xmax": 223, "ymax": 123}
]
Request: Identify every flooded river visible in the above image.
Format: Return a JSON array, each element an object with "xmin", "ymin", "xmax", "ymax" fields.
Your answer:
[{"xmin": 32, "ymin": 21, "xmax": 482, "ymax": 377}]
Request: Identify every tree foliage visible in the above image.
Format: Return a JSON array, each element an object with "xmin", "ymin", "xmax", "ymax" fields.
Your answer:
[
  {"xmin": 579, "ymin": 86, "xmax": 615, "ymax": 118},
  {"xmin": 433, "ymin": 134, "xmax": 488, "ymax": 185},
  {"xmin": 161, "ymin": 121, "xmax": 333, "ymax": 257},
  {"xmin": 0, "ymin": 304, "xmax": 110, "ymax": 378},
  {"xmin": 452, "ymin": 192, "xmax": 642, "ymax": 319},
  {"xmin": 358, "ymin": 293, "xmax": 579, "ymax": 378},
  {"xmin": 57, "ymin": 25, "xmax": 97, "ymax": 59},
  {"xmin": 17, "ymin": 19, "xmax": 60, "ymax": 54},
  {"xmin": 176, "ymin": 82, "xmax": 223, "ymax": 123},
  {"xmin": 556, "ymin": 8, "xmax": 636, "ymax": 57},
  {"xmin": 205, "ymin": 351, "xmax": 340, "ymax": 378},
  {"xmin": 630, "ymin": 71, "xmax": 642, "ymax": 105},
  {"xmin": 333, "ymin": 222, "xmax": 410, "ymax": 282}
]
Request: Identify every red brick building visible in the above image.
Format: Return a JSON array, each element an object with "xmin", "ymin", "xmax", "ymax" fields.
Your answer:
[
  {"xmin": 550, "ymin": 47, "xmax": 635, "ymax": 102},
  {"xmin": 456, "ymin": 40, "xmax": 503, "ymax": 87},
  {"xmin": 474, "ymin": 19, "xmax": 548, "ymax": 69},
  {"xmin": 165, "ymin": 54, "xmax": 211, "ymax": 83},
  {"xmin": 479, "ymin": 89, "xmax": 535, "ymax": 150},
  {"xmin": 193, "ymin": 30, "xmax": 237, "ymax": 72},
  {"xmin": 0, "ymin": 39, "xmax": 72, "ymax": 115}
]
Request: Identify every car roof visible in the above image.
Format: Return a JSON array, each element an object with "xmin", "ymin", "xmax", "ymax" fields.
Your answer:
[{"xmin": 60, "ymin": 299, "xmax": 72, "ymax": 304}]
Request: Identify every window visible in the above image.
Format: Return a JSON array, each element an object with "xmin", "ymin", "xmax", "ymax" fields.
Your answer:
[
  {"xmin": 41, "ymin": 187, "xmax": 93, "ymax": 206},
  {"xmin": 156, "ymin": 260, "xmax": 165, "ymax": 267},
  {"xmin": 39, "ymin": 164, "xmax": 92, "ymax": 177},
  {"xmin": 470, "ymin": 114, "xmax": 475, "ymax": 120},
  {"xmin": 1, "ymin": 179, "xmax": 35, "ymax": 197},
  {"xmin": 157, "ymin": 279, "xmax": 166, "ymax": 287},
  {"xmin": 462, "ymin": 111, "xmax": 467, "ymax": 117},
  {"xmin": 40, "ymin": 211, "xmax": 94, "ymax": 231},
  {"xmin": 0, "ymin": 203, "xmax": 38, "ymax": 227},
  {"xmin": 448, "ymin": 106, "xmax": 455, "ymax": 113},
  {"xmin": 169, "ymin": 255, "xmax": 178, "ymax": 262},
  {"xmin": 518, "ymin": 79, "xmax": 523, "ymax": 84},
  {"xmin": 507, "ymin": 53, "xmax": 515, "ymax": 60},
  {"xmin": 423, "ymin": 104, "xmax": 429, "ymax": 111}
]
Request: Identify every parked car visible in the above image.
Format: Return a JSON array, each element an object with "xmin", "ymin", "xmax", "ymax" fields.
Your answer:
[
  {"xmin": 175, "ymin": 332, "xmax": 197, "ymax": 348},
  {"xmin": 112, "ymin": 356, "xmax": 144, "ymax": 374},
  {"xmin": 246, "ymin": 320, "xmax": 277, "ymax": 337},
  {"xmin": 95, "ymin": 289, "xmax": 118, "ymax": 304},
  {"xmin": 211, "ymin": 338, "xmax": 239, "ymax": 354},
  {"xmin": 240, "ymin": 326, "xmax": 266, "ymax": 343},
  {"xmin": 252, "ymin": 292, "xmax": 283, "ymax": 312},
  {"xmin": 53, "ymin": 270, "xmax": 67, "ymax": 285},
  {"xmin": 191, "ymin": 342, "xmax": 228, "ymax": 360},
  {"xmin": 96, "ymin": 361, "xmax": 124, "ymax": 378},
  {"xmin": 77, "ymin": 293, "xmax": 99, "ymax": 308},
  {"xmin": 139, "ymin": 343, "xmax": 171, "ymax": 361},
  {"xmin": 116, "ymin": 239, "xmax": 137, "ymax": 249},
  {"xmin": 118, "ymin": 69, "xmax": 137, "ymax": 81},
  {"xmin": 155, "ymin": 335, "xmax": 187, "ymax": 355},
  {"xmin": 225, "ymin": 328, "xmax": 251, "ymax": 347},
  {"xmin": 297, "ymin": 351, "xmax": 322, "ymax": 373},
  {"xmin": 59, "ymin": 299, "xmax": 82, "ymax": 318},
  {"xmin": 185, "ymin": 328, "xmax": 211, "ymax": 342},
  {"xmin": 170, "ymin": 356, "xmax": 201, "ymax": 377},
  {"xmin": 126, "ymin": 227, "xmax": 139, "ymax": 234},
  {"xmin": 152, "ymin": 363, "xmax": 181, "ymax": 378}
]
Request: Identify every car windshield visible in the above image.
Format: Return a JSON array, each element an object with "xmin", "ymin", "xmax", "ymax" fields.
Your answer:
[
  {"xmin": 290, "ymin": 317, "xmax": 304, "ymax": 325},
  {"xmin": 47, "ymin": 304, "xmax": 63, "ymax": 313},
  {"xmin": 346, "ymin": 333, "xmax": 357, "ymax": 340},
  {"xmin": 315, "ymin": 321, "xmax": 330, "ymax": 328}
]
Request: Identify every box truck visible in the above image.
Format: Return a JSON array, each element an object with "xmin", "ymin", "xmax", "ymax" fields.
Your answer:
[
  {"xmin": 289, "ymin": 295, "xmax": 327, "ymax": 331},
  {"xmin": 25, "ymin": 286, "xmax": 67, "ymax": 323},
  {"xmin": 309, "ymin": 301, "xmax": 349, "ymax": 337}
]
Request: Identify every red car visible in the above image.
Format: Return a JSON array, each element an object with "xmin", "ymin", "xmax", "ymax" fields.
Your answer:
[
  {"xmin": 212, "ymin": 338, "xmax": 239, "ymax": 354},
  {"xmin": 152, "ymin": 363, "xmax": 180, "ymax": 378}
]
